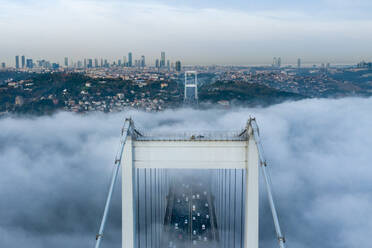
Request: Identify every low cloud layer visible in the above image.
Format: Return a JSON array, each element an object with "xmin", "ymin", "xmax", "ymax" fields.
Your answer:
[{"xmin": 1, "ymin": 97, "xmax": 372, "ymax": 248}]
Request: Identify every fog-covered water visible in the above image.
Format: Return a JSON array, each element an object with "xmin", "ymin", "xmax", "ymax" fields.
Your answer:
[{"xmin": 1, "ymin": 97, "xmax": 372, "ymax": 248}]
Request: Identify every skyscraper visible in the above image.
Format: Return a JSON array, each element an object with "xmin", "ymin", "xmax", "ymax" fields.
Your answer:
[
  {"xmin": 15, "ymin": 56, "xmax": 19, "ymax": 69},
  {"xmin": 297, "ymin": 58, "xmax": 301, "ymax": 69},
  {"xmin": 21, "ymin": 55, "xmax": 25, "ymax": 68},
  {"xmin": 95, "ymin": 58, "xmax": 99, "ymax": 68},
  {"xmin": 26, "ymin": 59, "xmax": 33, "ymax": 68},
  {"xmin": 155, "ymin": 59, "xmax": 159, "ymax": 68},
  {"xmin": 1, "ymin": 62, "xmax": 5, "ymax": 69},
  {"xmin": 277, "ymin": 57, "xmax": 282, "ymax": 68},
  {"xmin": 321, "ymin": 63, "xmax": 325, "ymax": 71},
  {"xmin": 175, "ymin": 61, "xmax": 181, "ymax": 72},
  {"xmin": 64, "ymin": 57, "xmax": 68, "ymax": 67},
  {"xmin": 161, "ymin": 51, "xmax": 165, "ymax": 67},
  {"xmin": 84, "ymin": 58, "xmax": 87, "ymax": 68},
  {"xmin": 141, "ymin": 55, "xmax": 145, "ymax": 68},
  {"xmin": 88, "ymin": 59, "xmax": 93, "ymax": 68},
  {"xmin": 128, "ymin": 52, "xmax": 133, "ymax": 67},
  {"xmin": 123, "ymin": 56, "xmax": 127, "ymax": 67},
  {"xmin": 52, "ymin": 63, "xmax": 59, "ymax": 69},
  {"xmin": 167, "ymin": 60, "xmax": 170, "ymax": 70}
]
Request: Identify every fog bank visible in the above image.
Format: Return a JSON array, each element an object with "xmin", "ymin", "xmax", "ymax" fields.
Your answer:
[{"xmin": 1, "ymin": 97, "xmax": 372, "ymax": 248}]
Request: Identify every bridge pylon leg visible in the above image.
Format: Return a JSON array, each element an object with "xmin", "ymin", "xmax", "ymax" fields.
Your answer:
[
  {"xmin": 122, "ymin": 136, "xmax": 135, "ymax": 248},
  {"xmin": 94, "ymin": 119, "xmax": 131, "ymax": 248},
  {"xmin": 244, "ymin": 126, "xmax": 259, "ymax": 248},
  {"xmin": 249, "ymin": 118, "xmax": 286, "ymax": 248}
]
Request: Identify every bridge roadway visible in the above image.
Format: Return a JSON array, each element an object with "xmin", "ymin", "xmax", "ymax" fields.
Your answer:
[{"xmin": 163, "ymin": 177, "xmax": 219, "ymax": 248}]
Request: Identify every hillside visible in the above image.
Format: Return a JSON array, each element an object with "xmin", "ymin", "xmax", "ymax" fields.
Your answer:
[{"xmin": 199, "ymin": 80, "xmax": 304, "ymax": 106}]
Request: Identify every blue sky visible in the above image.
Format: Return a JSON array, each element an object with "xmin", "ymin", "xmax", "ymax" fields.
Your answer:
[{"xmin": 0, "ymin": 0, "xmax": 372, "ymax": 65}]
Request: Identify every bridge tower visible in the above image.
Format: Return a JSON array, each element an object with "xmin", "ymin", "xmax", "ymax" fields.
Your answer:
[
  {"xmin": 94, "ymin": 118, "xmax": 286, "ymax": 248},
  {"xmin": 184, "ymin": 71, "xmax": 198, "ymax": 104}
]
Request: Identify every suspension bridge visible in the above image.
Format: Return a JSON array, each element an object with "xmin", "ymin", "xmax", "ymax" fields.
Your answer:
[{"xmin": 94, "ymin": 118, "xmax": 286, "ymax": 248}]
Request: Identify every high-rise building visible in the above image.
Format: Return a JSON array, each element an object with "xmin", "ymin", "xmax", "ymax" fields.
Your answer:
[
  {"xmin": 128, "ymin": 52, "xmax": 133, "ymax": 67},
  {"xmin": 277, "ymin": 57, "xmax": 282, "ymax": 67},
  {"xmin": 84, "ymin": 58, "xmax": 87, "ymax": 68},
  {"xmin": 175, "ymin": 61, "xmax": 181, "ymax": 72},
  {"xmin": 123, "ymin": 56, "xmax": 127, "ymax": 67},
  {"xmin": 64, "ymin": 57, "xmax": 68, "ymax": 67},
  {"xmin": 297, "ymin": 58, "xmax": 301, "ymax": 68},
  {"xmin": 52, "ymin": 63, "xmax": 59, "ymax": 69},
  {"xmin": 155, "ymin": 59, "xmax": 160, "ymax": 68},
  {"xmin": 141, "ymin": 55, "xmax": 145, "ymax": 68},
  {"xmin": 100, "ymin": 59, "xmax": 104, "ymax": 67},
  {"xmin": 38, "ymin": 60, "xmax": 50, "ymax": 68},
  {"xmin": 118, "ymin": 59, "xmax": 122, "ymax": 66},
  {"xmin": 88, "ymin": 59, "xmax": 93, "ymax": 68},
  {"xmin": 1, "ymin": 62, "xmax": 5, "ymax": 69},
  {"xmin": 15, "ymin": 56, "xmax": 19, "ymax": 69},
  {"xmin": 95, "ymin": 58, "xmax": 99, "ymax": 68},
  {"xmin": 320, "ymin": 63, "xmax": 326, "ymax": 73},
  {"xmin": 167, "ymin": 60, "xmax": 170, "ymax": 70},
  {"xmin": 21, "ymin": 55, "xmax": 25, "ymax": 68},
  {"xmin": 272, "ymin": 57, "xmax": 277, "ymax": 67},
  {"xmin": 26, "ymin": 59, "xmax": 33, "ymax": 68},
  {"xmin": 161, "ymin": 51, "xmax": 165, "ymax": 67}
]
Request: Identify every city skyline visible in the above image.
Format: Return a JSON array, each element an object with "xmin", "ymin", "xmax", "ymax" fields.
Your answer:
[
  {"xmin": 3, "ymin": 52, "xmax": 186, "ymax": 69},
  {"xmin": 0, "ymin": 53, "xmax": 361, "ymax": 69},
  {"xmin": 1, "ymin": 0, "xmax": 372, "ymax": 65}
]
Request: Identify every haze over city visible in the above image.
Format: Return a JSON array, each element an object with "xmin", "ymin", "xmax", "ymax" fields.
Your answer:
[{"xmin": 1, "ymin": 0, "xmax": 372, "ymax": 65}]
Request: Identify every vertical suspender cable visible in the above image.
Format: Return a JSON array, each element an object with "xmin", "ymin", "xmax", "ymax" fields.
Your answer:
[
  {"xmin": 240, "ymin": 169, "xmax": 244, "ymax": 248},
  {"xmin": 249, "ymin": 119, "xmax": 286, "ymax": 248},
  {"xmin": 94, "ymin": 119, "xmax": 131, "ymax": 248},
  {"xmin": 233, "ymin": 169, "xmax": 236, "ymax": 248},
  {"xmin": 137, "ymin": 168, "xmax": 140, "ymax": 248},
  {"xmin": 228, "ymin": 170, "xmax": 231, "ymax": 247},
  {"xmin": 155, "ymin": 169, "xmax": 158, "ymax": 248},
  {"xmin": 224, "ymin": 170, "xmax": 227, "ymax": 247},
  {"xmin": 145, "ymin": 169, "xmax": 148, "ymax": 248},
  {"xmin": 150, "ymin": 169, "xmax": 153, "ymax": 248}
]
